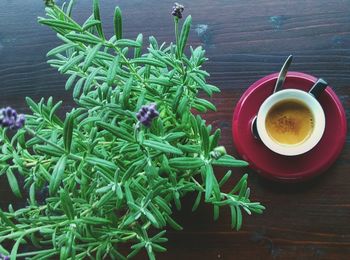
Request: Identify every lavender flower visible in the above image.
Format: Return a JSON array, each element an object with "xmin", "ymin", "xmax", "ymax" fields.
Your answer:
[
  {"xmin": 172, "ymin": 2, "xmax": 184, "ymax": 19},
  {"xmin": 136, "ymin": 103, "xmax": 159, "ymax": 127},
  {"xmin": 0, "ymin": 254, "xmax": 10, "ymax": 260},
  {"xmin": 0, "ymin": 107, "xmax": 25, "ymax": 130}
]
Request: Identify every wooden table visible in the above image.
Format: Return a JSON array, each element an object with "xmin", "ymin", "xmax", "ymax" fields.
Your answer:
[{"xmin": 0, "ymin": 0, "xmax": 349, "ymax": 259}]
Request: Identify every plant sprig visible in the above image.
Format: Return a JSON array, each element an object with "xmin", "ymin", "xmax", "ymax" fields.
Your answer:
[{"xmin": 0, "ymin": 1, "xmax": 265, "ymax": 259}]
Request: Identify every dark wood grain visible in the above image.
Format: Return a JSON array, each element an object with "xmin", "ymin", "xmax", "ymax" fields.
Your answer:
[{"xmin": 0, "ymin": 0, "xmax": 349, "ymax": 259}]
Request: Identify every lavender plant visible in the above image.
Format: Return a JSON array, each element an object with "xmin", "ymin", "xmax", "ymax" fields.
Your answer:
[{"xmin": 0, "ymin": 1, "xmax": 265, "ymax": 259}]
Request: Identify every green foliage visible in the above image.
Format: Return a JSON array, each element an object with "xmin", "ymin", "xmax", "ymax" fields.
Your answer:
[{"xmin": 0, "ymin": 1, "xmax": 264, "ymax": 259}]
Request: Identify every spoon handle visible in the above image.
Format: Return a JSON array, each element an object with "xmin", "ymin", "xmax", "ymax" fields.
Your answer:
[{"xmin": 273, "ymin": 55, "xmax": 293, "ymax": 93}]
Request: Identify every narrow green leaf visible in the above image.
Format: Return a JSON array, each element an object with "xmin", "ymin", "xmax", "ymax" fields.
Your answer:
[
  {"xmin": 10, "ymin": 234, "xmax": 24, "ymax": 260},
  {"xmin": 205, "ymin": 166, "xmax": 213, "ymax": 201},
  {"xmin": 124, "ymin": 182, "xmax": 134, "ymax": 204},
  {"xmin": 66, "ymin": 32, "xmax": 101, "ymax": 45},
  {"xmin": 149, "ymin": 36, "xmax": 159, "ymax": 50},
  {"xmin": 58, "ymin": 53, "xmax": 84, "ymax": 74},
  {"xmin": 0, "ymin": 244, "xmax": 9, "ymax": 255},
  {"xmin": 201, "ymin": 124, "xmax": 210, "ymax": 156},
  {"xmin": 209, "ymin": 129, "xmax": 221, "ymax": 151},
  {"xmin": 205, "ymin": 163, "xmax": 220, "ymax": 201},
  {"xmin": 114, "ymin": 7, "xmax": 122, "ymax": 40},
  {"xmin": 172, "ymin": 85, "xmax": 184, "ymax": 111},
  {"xmin": 213, "ymin": 205, "xmax": 219, "ymax": 221},
  {"xmin": 83, "ymin": 43, "xmax": 102, "ymax": 71},
  {"xmin": 148, "ymin": 49, "xmax": 174, "ymax": 68},
  {"xmin": 143, "ymin": 140, "xmax": 183, "ymax": 155},
  {"xmin": 82, "ymin": 19, "xmax": 101, "ymax": 31},
  {"xmin": 47, "ymin": 43, "xmax": 77, "ymax": 57},
  {"xmin": 73, "ymin": 78, "xmax": 85, "ymax": 98},
  {"xmin": 49, "ymin": 100, "xmax": 63, "ymax": 121},
  {"xmin": 148, "ymin": 77, "xmax": 173, "ymax": 87},
  {"xmin": 96, "ymin": 121, "xmax": 134, "ymax": 142},
  {"xmin": 39, "ymin": 18, "xmax": 81, "ymax": 31},
  {"xmin": 63, "ymin": 112, "xmax": 75, "ymax": 153},
  {"xmin": 130, "ymin": 57, "xmax": 166, "ymax": 68},
  {"xmin": 146, "ymin": 245, "xmax": 156, "ymax": 260},
  {"xmin": 115, "ymin": 39, "xmax": 141, "ymax": 48},
  {"xmin": 25, "ymin": 97, "xmax": 40, "ymax": 114},
  {"xmin": 207, "ymin": 84, "xmax": 221, "ymax": 93},
  {"xmin": 29, "ymin": 183, "xmax": 36, "ymax": 205},
  {"xmin": 194, "ymin": 98, "xmax": 216, "ymax": 111},
  {"xmin": 230, "ymin": 174, "xmax": 248, "ymax": 194},
  {"xmin": 107, "ymin": 55, "xmax": 120, "ymax": 86},
  {"xmin": 190, "ymin": 74, "xmax": 212, "ymax": 96},
  {"xmin": 121, "ymin": 77, "xmax": 133, "ymax": 108},
  {"xmin": 144, "ymin": 209, "xmax": 159, "ymax": 228},
  {"xmin": 238, "ymin": 180, "xmax": 247, "ymax": 200},
  {"xmin": 66, "ymin": 0, "xmax": 75, "ymax": 17},
  {"xmin": 212, "ymin": 155, "xmax": 249, "ymax": 167},
  {"xmin": 134, "ymin": 33, "xmax": 143, "ymax": 58},
  {"xmin": 164, "ymin": 132, "xmax": 186, "ymax": 142},
  {"xmin": 174, "ymin": 191, "xmax": 181, "ymax": 210},
  {"xmin": 192, "ymin": 192, "xmax": 202, "ymax": 212},
  {"xmin": 93, "ymin": 0, "xmax": 105, "ymax": 38},
  {"xmin": 230, "ymin": 205, "xmax": 237, "ymax": 229},
  {"xmin": 236, "ymin": 206, "xmax": 242, "ymax": 230},
  {"xmin": 35, "ymin": 145, "xmax": 62, "ymax": 157},
  {"xmin": 49, "ymin": 155, "xmax": 67, "ymax": 195},
  {"xmin": 149, "ymin": 204, "xmax": 166, "ymax": 227},
  {"xmin": 83, "ymin": 67, "xmax": 101, "ymax": 94},
  {"xmin": 177, "ymin": 96, "xmax": 189, "ymax": 115},
  {"xmin": 155, "ymin": 197, "xmax": 172, "ymax": 215},
  {"xmin": 219, "ymin": 170, "xmax": 232, "ymax": 187},
  {"xmin": 127, "ymin": 247, "xmax": 142, "ymax": 259},
  {"xmin": 60, "ymin": 189, "xmax": 75, "ymax": 220},
  {"xmin": 0, "ymin": 208, "xmax": 18, "ymax": 230},
  {"xmin": 86, "ymin": 156, "xmax": 117, "ymax": 171},
  {"xmin": 152, "ymin": 244, "xmax": 167, "ymax": 253},
  {"xmin": 82, "ymin": 216, "xmax": 111, "ymax": 225},
  {"xmin": 178, "ymin": 15, "xmax": 192, "ymax": 56},
  {"xmin": 165, "ymin": 215, "xmax": 183, "ymax": 230},
  {"xmin": 168, "ymin": 157, "xmax": 203, "ymax": 169},
  {"xmin": 6, "ymin": 168, "xmax": 21, "ymax": 198},
  {"xmin": 95, "ymin": 190, "xmax": 115, "ymax": 208},
  {"xmin": 65, "ymin": 73, "xmax": 77, "ymax": 90}
]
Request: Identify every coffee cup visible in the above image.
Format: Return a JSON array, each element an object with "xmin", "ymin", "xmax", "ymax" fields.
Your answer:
[{"xmin": 253, "ymin": 79, "xmax": 327, "ymax": 156}]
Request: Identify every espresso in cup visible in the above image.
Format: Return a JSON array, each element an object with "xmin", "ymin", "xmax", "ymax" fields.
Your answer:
[
  {"xmin": 265, "ymin": 99, "xmax": 314, "ymax": 145},
  {"xmin": 256, "ymin": 89, "xmax": 325, "ymax": 156}
]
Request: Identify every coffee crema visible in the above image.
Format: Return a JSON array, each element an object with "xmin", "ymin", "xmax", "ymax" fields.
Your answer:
[{"xmin": 265, "ymin": 99, "xmax": 314, "ymax": 145}]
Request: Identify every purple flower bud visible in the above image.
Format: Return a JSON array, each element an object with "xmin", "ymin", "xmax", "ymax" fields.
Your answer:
[
  {"xmin": 18, "ymin": 114, "xmax": 25, "ymax": 124},
  {"xmin": 0, "ymin": 254, "xmax": 10, "ymax": 260},
  {"xmin": 6, "ymin": 107, "xmax": 13, "ymax": 117},
  {"xmin": 137, "ymin": 103, "xmax": 159, "ymax": 127},
  {"xmin": 172, "ymin": 2, "xmax": 184, "ymax": 19},
  {"xmin": 0, "ymin": 107, "xmax": 25, "ymax": 130}
]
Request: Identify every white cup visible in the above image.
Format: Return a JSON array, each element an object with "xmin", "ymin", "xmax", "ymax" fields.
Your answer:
[{"xmin": 256, "ymin": 89, "xmax": 325, "ymax": 156}]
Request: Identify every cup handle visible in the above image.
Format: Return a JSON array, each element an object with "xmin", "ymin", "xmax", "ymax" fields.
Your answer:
[
  {"xmin": 251, "ymin": 116, "xmax": 260, "ymax": 140},
  {"xmin": 309, "ymin": 78, "xmax": 328, "ymax": 98}
]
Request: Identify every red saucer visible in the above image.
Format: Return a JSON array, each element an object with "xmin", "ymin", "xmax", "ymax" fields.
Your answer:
[{"xmin": 232, "ymin": 72, "xmax": 347, "ymax": 182}]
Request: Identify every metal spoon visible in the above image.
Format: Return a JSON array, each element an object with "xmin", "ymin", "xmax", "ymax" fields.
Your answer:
[{"xmin": 273, "ymin": 55, "xmax": 293, "ymax": 93}]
